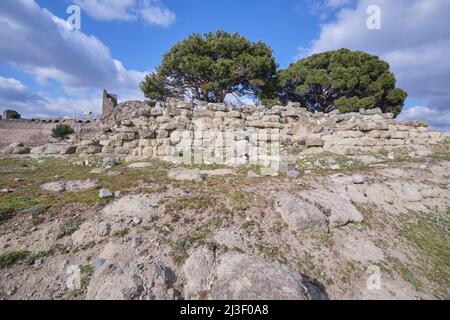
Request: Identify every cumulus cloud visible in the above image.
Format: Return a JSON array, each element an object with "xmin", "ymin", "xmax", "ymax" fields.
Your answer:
[
  {"xmin": 139, "ymin": 1, "xmax": 176, "ymax": 27},
  {"xmin": 0, "ymin": 76, "xmax": 102, "ymax": 118},
  {"xmin": 301, "ymin": 0, "xmax": 450, "ymax": 129},
  {"xmin": 398, "ymin": 106, "xmax": 450, "ymax": 131},
  {"xmin": 0, "ymin": 0, "xmax": 148, "ymax": 92},
  {"xmin": 75, "ymin": 0, "xmax": 176, "ymax": 27},
  {"xmin": 75, "ymin": 0, "xmax": 137, "ymax": 21},
  {"xmin": 0, "ymin": 0, "xmax": 149, "ymax": 117}
]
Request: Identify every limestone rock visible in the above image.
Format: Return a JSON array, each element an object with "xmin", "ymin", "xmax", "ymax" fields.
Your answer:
[
  {"xmin": 6, "ymin": 142, "xmax": 30, "ymax": 154},
  {"xmin": 299, "ymin": 190, "xmax": 363, "ymax": 228},
  {"xmin": 168, "ymin": 167, "xmax": 203, "ymax": 182},
  {"xmin": 99, "ymin": 188, "xmax": 113, "ymax": 198},
  {"xmin": 97, "ymin": 222, "xmax": 111, "ymax": 237},
  {"xmin": 101, "ymin": 194, "xmax": 160, "ymax": 219},
  {"xmin": 183, "ymin": 250, "xmax": 317, "ymax": 300},
  {"xmin": 86, "ymin": 242, "xmax": 143, "ymax": 300},
  {"xmin": 275, "ymin": 193, "xmax": 329, "ymax": 234},
  {"xmin": 305, "ymin": 137, "xmax": 324, "ymax": 147}
]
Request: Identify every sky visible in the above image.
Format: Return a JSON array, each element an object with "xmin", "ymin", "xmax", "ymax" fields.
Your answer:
[{"xmin": 0, "ymin": 0, "xmax": 449, "ymax": 130}]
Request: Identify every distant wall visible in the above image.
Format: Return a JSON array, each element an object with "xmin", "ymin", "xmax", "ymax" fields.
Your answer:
[{"xmin": 0, "ymin": 119, "xmax": 99, "ymax": 147}]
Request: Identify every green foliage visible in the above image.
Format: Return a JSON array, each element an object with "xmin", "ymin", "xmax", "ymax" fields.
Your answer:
[
  {"xmin": 141, "ymin": 30, "xmax": 278, "ymax": 103},
  {"xmin": 0, "ymin": 251, "xmax": 29, "ymax": 268},
  {"xmin": 51, "ymin": 124, "xmax": 74, "ymax": 138},
  {"xmin": 170, "ymin": 227, "xmax": 211, "ymax": 265},
  {"xmin": 4, "ymin": 110, "xmax": 21, "ymax": 119},
  {"xmin": 62, "ymin": 217, "xmax": 81, "ymax": 236},
  {"xmin": 278, "ymin": 48, "xmax": 407, "ymax": 116}
]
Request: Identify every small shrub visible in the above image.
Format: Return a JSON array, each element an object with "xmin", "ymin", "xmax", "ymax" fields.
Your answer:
[
  {"xmin": 4, "ymin": 110, "xmax": 21, "ymax": 119},
  {"xmin": 62, "ymin": 217, "xmax": 80, "ymax": 236},
  {"xmin": 51, "ymin": 124, "xmax": 74, "ymax": 139},
  {"xmin": 0, "ymin": 251, "xmax": 29, "ymax": 268},
  {"xmin": 0, "ymin": 209, "xmax": 14, "ymax": 223}
]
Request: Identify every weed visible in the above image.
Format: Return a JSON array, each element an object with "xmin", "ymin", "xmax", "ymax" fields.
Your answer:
[{"xmin": 0, "ymin": 251, "xmax": 29, "ymax": 268}]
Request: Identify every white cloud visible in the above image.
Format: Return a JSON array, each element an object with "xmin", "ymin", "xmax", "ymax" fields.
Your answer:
[
  {"xmin": 75, "ymin": 0, "xmax": 176, "ymax": 27},
  {"xmin": 139, "ymin": 1, "xmax": 176, "ymax": 27},
  {"xmin": 0, "ymin": 0, "xmax": 149, "ymax": 118},
  {"xmin": 0, "ymin": 75, "xmax": 102, "ymax": 118},
  {"xmin": 300, "ymin": 0, "xmax": 450, "ymax": 129},
  {"xmin": 75, "ymin": 0, "xmax": 137, "ymax": 21},
  {"xmin": 0, "ymin": 0, "xmax": 148, "ymax": 92},
  {"xmin": 398, "ymin": 106, "xmax": 450, "ymax": 131}
]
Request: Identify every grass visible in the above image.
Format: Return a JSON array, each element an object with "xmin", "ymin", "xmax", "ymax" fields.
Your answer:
[
  {"xmin": 62, "ymin": 217, "xmax": 82, "ymax": 236},
  {"xmin": 71, "ymin": 264, "xmax": 95, "ymax": 298},
  {"xmin": 0, "ymin": 209, "xmax": 14, "ymax": 223},
  {"xmin": 400, "ymin": 212, "xmax": 449, "ymax": 297},
  {"xmin": 0, "ymin": 157, "xmax": 172, "ymax": 222},
  {"xmin": 164, "ymin": 195, "xmax": 215, "ymax": 213},
  {"xmin": 113, "ymin": 228, "xmax": 129, "ymax": 238},
  {"xmin": 0, "ymin": 251, "xmax": 29, "ymax": 268},
  {"xmin": 295, "ymin": 152, "xmax": 366, "ymax": 175},
  {"xmin": 256, "ymin": 243, "xmax": 286, "ymax": 264},
  {"xmin": 209, "ymin": 216, "xmax": 223, "ymax": 228},
  {"xmin": 387, "ymin": 256, "xmax": 423, "ymax": 293},
  {"xmin": 287, "ymin": 145, "xmax": 306, "ymax": 156},
  {"xmin": 170, "ymin": 227, "xmax": 211, "ymax": 265},
  {"xmin": 80, "ymin": 264, "xmax": 95, "ymax": 288},
  {"xmin": 228, "ymin": 191, "xmax": 253, "ymax": 212},
  {"xmin": 270, "ymin": 220, "xmax": 284, "ymax": 234}
]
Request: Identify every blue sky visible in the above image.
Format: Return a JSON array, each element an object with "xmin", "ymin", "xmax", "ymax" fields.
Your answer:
[{"xmin": 0, "ymin": 0, "xmax": 449, "ymax": 130}]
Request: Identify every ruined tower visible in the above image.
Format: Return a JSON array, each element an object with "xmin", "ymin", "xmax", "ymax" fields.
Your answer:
[{"xmin": 102, "ymin": 89, "xmax": 118, "ymax": 119}]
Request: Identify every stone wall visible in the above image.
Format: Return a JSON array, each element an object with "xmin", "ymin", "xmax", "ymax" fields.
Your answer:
[
  {"xmin": 74, "ymin": 97, "xmax": 449, "ymax": 167},
  {"xmin": 0, "ymin": 119, "xmax": 99, "ymax": 148}
]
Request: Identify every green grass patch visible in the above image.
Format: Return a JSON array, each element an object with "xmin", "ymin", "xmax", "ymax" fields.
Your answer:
[
  {"xmin": 170, "ymin": 227, "xmax": 211, "ymax": 265},
  {"xmin": 165, "ymin": 195, "xmax": 215, "ymax": 213},
  {"xmin": 400, "ymin": 212, "xmax": 449, "ymax": 297},
  {"xmin": 0, "ymin": 251, "xmax": 29, "ymax": 268}
]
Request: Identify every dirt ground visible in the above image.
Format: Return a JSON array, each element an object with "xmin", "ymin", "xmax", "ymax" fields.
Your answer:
[{"xmin": 0, "ymin": 146, "xmax": 449, "ymax": 300}]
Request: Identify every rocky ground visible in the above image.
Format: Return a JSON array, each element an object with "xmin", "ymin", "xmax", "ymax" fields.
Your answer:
[{"xmin": 0, "ymin": 144, "xmax": 449, "ymax": 300}]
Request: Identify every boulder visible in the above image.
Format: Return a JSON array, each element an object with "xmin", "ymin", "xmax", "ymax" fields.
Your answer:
[
  {"xmin": 6, "ymin": 142, "xmax": 30, "ymax": 154},
  {"xmin": 168, "ymin": 167, "xmax": 203, "ymax": 182},
  {"xmin": 86, "ymin": 242, "xmax": 143, "ymax": 300},
  {"xmin": 275, "ymin": 193, "xmax": 329, "ymax": 234},
  {"xmin": 305, "ymin": 137, "xmax": 324, "ymax": 147},
  {"xmin": 184, "ymin": 250, "xmax": 317, "ymax": 300},
  {"xmin": 102, "ymin": 156, "xmax": 118, "ymax": 168},
  {"xmin": 298, "ymin": 190, "xmax": 363, "ymax": 228},
  {"xmin": 97, "ymin": 222, "xmax": 111, "ymax": 237},
  {"xmin": 41, "ymin": 180, "xmax": 99, "ymax": 193},
  {"xmin": 101, "ymin": 194, "xmax": 160, "ymax": 219},
  {"xmin": 99, "ymin": 188, "xmax": 113, "ymax": 198}
]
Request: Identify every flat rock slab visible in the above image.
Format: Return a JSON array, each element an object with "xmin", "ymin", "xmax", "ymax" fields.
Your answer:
[
  {"xmin": 198, "ymin": 169, "xmax": 235, "ymax": 176},
  {"xmin": 275, "ymin": 193, "xmax": 329, "ymax": 234},
  {"xmin": 101, "ymin": 194, "xmax": 160, "ymax": 219},
  {"xmin": 168, "ymin": 167, "xmax": 203, "ymax": 182},
  {"xmin": 128, "ymin": 162, "xmax": 153, "ymax": 169},
  {"xmin": 299, "ymin": 190, "xmax": 363, "ymax": 228},
  {"xmin": 85, "ymin": 241, "xmax": 143, "ymax": 300},
  {"xmin": 183, "ymin": 250, "xmax": 315, "ymax": 300},
  {"xmin": 41, "ymin": 179, "xmax": 98, "ymax": 193}
]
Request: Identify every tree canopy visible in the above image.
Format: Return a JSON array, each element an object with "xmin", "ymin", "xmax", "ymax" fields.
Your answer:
[
  {"xmin": 278, "ymin": 49, "xmax": 407, "ymax": 116},
  {"xmin": 140, "ymin": 31, "xmax": 278, "ymax": 103}
]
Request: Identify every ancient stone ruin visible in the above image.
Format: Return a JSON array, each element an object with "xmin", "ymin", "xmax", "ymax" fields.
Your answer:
[
  {"xmin": 101, "ymin": 90, "xmax": 118, "ymax": 120},
  {"xmin": 70, "ymin": 97, "xmax": 448, "ymax": 169},
  {"xmin": 9, "ymin": 97, "xmax": 448, "ymax": 170}
]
